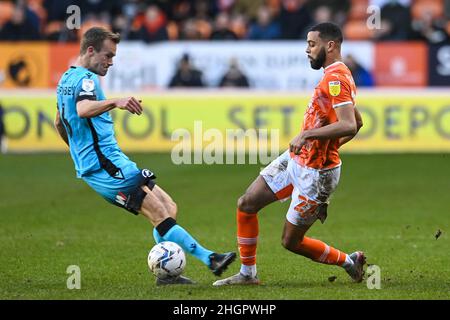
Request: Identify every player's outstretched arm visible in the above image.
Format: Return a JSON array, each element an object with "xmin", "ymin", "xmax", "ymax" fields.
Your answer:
[
  {"xmin": 54, "ymin": 110, "xmax": 69, "ymax": 146},
  {"xmin": 339, "ymin": 107, "xmax": 363, "ymax": 147},
  {"xmin": 76, "ymin": 97, "xmax": 142, "ymax": 118},
  {"xmin": 290, "ymin": 104, "xmax": 357, "ymax": 155}
]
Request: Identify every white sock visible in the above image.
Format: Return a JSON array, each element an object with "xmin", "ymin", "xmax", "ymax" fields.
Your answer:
[
  {"xmin": 240, "ymin": 264, "xmax": 257, "ymax": 278},
  {"xmin": 341, "ymin": 254, "xmax": 354, "ymax": 269}
]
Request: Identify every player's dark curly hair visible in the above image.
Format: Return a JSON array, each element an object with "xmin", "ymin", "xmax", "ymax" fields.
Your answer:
[
  {"xmin": 80, "ymin": 27, "xmax": 121, "ymax": 54},
  {"xmin": 309, "ymin": 22, "xmax": 343, "ymax": 45}
]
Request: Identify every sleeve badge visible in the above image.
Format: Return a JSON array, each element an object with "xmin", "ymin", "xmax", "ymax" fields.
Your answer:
[
  {"xmin": 82, "ymin": 79, "xmax": 95, "ymax": 92},
  {"xmin": 328, "ymin": 81, "xmax": 341, "ymax": 97}
]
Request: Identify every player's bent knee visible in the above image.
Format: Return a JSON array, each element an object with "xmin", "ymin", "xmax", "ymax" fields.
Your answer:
[
  {"xmin": 281, "ymin": 236, "xmax": 292, "ymax": 251},
  {"xmin": 237, "ymin": 194, "xmax": 259, "ymax": 213},
  {"xmin": 281, "ymin": 234, "xmax": 303, "ymax": 252}
]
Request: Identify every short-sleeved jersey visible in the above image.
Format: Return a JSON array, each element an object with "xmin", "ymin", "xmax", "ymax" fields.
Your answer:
[
  {"xmin": 292, "ymin": 61, "xmax": 356, "ymax": 170},
  {"xmin": 56, "ymin": 66, "xmax": 126, "ymax": 178}
]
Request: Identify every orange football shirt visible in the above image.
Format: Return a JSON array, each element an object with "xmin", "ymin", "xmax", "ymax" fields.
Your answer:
[{"xmin": 292, "ymin": 61, "xmax": 357, "ymax": 170}]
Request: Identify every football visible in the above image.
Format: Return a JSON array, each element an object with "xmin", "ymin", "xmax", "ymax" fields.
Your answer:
[{"xmin": 147, "ymin": 241, "xmax": 186, "ymax": 279}]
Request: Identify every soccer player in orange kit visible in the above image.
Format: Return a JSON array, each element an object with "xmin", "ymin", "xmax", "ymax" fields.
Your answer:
[{"xmin": 214, "ymin": 22, "xmax": 365, "ymax": 286}]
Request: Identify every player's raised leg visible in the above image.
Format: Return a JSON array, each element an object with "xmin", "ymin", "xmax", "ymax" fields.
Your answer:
[
  {"xmin": 281, "ymin": 219, "xmax": 365, "ymax": 282},
  {"xmin": 140, "ymin": 185, "xmax": 236, "ymax": 277}
]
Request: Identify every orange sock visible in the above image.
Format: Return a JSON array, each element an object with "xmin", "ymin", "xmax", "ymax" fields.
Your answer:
[
  {"xmin": 237, "ymin": 209, "xmax": 258, "ymax": 266},
  {"xmin": 298, "ymin": 236, "xmax": 347, "ymax": 266}
]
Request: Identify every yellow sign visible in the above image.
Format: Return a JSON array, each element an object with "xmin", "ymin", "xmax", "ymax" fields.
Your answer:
[{"xmin": 1, "ymin": 92, "xmax": 450, "ymax": 153}]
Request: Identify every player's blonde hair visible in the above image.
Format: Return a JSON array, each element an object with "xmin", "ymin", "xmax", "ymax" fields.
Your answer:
[{"xmin": 80, "ymin": 27, "xmax": 121, "ymax": 54}]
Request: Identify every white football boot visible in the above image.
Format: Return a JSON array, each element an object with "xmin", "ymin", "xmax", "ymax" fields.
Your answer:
[
  {"xmin": 213, "ymin": 273, "xmax": 260, "ymax": 286},
  {"xmin": 344, "ymin": 251, "xmax": 366, "ymax": 283}
]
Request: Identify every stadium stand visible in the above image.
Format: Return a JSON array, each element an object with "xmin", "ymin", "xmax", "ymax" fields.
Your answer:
[{"xmin": 0, "ymin": 0, "xmax": 448, "ymax": 43}]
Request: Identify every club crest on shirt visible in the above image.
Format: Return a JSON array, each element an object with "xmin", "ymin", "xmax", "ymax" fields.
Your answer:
[
  {"xmin": 328, "ymin": 81, "xmax": 341, "ymax": 97},
  {"xmin": 82, "ymin": 79, "xmax": 95, "ymax": 92}
]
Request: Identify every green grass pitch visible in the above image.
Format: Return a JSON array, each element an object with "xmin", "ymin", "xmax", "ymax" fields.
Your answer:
[{"xmin": 0, "ymin": 153, "xmax": 449, "ymax": 299}]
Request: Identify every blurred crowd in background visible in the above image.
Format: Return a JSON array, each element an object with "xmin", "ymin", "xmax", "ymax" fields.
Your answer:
[
  {"xmin": 0, "ymin": 0, "xmax": 449, "ymax": 44},
  {"xmin": 1, "ymin": 0, "xmax": 449, "ymax": 89}
]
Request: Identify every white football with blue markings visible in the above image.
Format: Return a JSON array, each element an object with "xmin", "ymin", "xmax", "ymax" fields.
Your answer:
[{"xmin": 148, "ymin": 241, "xmax": 186, "ymax": 279}]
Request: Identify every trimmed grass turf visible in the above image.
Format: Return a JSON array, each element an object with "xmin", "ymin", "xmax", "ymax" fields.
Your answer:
[{"xmin": 0, "ymin": 153, "xmax": 449, "ymax": 299}]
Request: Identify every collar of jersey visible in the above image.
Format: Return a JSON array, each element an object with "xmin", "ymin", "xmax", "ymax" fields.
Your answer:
[{"xmin": 323, "ymin": 61, "xmax": 345, "ymax": 73}]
